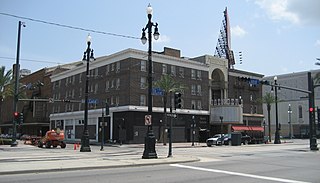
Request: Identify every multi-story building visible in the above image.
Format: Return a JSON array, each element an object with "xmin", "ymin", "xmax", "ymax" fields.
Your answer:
[
  {"xmin": 263, "ymin": 70, "xmax": 320, "ymax": 138},
  {"xmin": 49, "ymin": 47, "xmax": 265, "ymax": 144}
]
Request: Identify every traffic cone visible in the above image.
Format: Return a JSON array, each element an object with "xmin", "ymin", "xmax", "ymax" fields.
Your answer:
[{"xmin": 74, "ymin": 143, "xmax": 77, "ymax": 150}]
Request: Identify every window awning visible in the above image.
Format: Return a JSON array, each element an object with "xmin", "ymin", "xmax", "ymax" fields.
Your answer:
[{"xmin": 232, "ymin": 126, "xmax": 264, "ymax": 132}]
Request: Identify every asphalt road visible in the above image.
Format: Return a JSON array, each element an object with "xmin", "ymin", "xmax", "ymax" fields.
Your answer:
[{"xmin": 1, "ymin": 141, "xmax": 319, "ymax": 183}]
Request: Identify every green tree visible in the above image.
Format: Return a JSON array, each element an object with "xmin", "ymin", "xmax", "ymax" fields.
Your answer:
[
  {"xmin": 258, "ymin": 92, "xmax": 275, "ymax": 142},
  {"xmin": 0, "ymin": 66, "xmax": 13, "ymax": 100},
  {"xmin": 154, "ymin": 75, "xmax": 185, "ymax": 145}
]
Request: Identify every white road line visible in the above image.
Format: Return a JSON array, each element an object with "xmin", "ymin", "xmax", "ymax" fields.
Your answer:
[{"xmin": 170, "ymin": 164, "xmax": 310, "ymax": 183}]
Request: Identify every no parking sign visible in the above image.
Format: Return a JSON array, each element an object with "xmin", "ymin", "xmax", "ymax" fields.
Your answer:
[{"xmin": 145, "ymin": 115, "xmax": 152, "ymax": 126}]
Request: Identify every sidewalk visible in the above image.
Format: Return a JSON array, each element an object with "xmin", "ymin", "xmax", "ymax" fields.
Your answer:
[{"xmin": 0, "ymin": 141, "xmax": 199, "ymax": 175}]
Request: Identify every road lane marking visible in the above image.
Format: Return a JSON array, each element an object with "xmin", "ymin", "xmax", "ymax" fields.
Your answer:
[{"xmin": 170, "ymin": 164, "xmax": 310, "ymax": 183}]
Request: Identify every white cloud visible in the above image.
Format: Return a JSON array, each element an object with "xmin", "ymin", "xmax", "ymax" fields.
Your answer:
[
  {"xmin": 154, "ymin": 35, "xmax": 170, "ymax": 43},
  {"xmin": 254, "ymin": 0, "xmax": 320, "ymax": 25},
  {"xmin": 231, "ymin": 25, "xmax": 247, "ymax": 38},
  {"xmin": 315, "ymin": 40, "xmax": 320, "ymax": 47},
  {"xmin": 255, "ymin": 0, "xmax": 299, "ymax": 24}
]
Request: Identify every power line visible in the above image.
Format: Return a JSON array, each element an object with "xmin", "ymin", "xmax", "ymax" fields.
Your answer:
[
  {"xmin": 0, "ymin": 12, "xmax": 140, "ymax": 40},
  {"xmin": 0, "ymin": 56, "xmax": 65, "ymax": 65}
]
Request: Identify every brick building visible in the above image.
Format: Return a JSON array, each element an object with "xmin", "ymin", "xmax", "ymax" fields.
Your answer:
[
  {"xmin": 49, "ymin": 47, "xmax": 265, "ymax": 144},
  {"xmin": 0, "ymin": 63, "xmax": 79, "ymax": 136}
]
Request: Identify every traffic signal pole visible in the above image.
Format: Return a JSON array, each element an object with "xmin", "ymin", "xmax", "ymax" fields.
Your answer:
[
  {"xmin": 308, "ymin": 72, "xmax": 318, "ymax": 151},
  {"xmin": 259, "ymin": 72, "xmax": 318, "ymax": 151},
  {"xmin": 11, "ymin": 21, "xmax": 23, "ymax": 147}
]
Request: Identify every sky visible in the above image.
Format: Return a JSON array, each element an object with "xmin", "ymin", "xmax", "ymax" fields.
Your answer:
[{"xmin": 0, "ymin": 0, "xmax": 319, "ymax": 77}]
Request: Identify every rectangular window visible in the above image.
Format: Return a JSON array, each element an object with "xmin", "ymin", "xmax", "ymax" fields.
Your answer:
[
  {"xmin": 162, "ymin": 64, "xmax": 167, "ymax": 75},
  {"xmin": 191, "ymin": 85, "xmax": 196, "ymax": 95},
  {"xmin": 94, "ymin": 83, "xmax": 98, "ymax": 94},
  {"xmin": 111, "ymin": 79, "xmax": 115, "ymax": 88},
  {"xmin": 111, "ymin": 64, "xmax": 115, "ymax": 71},
  {"xmin": 116, "ymin": 96, "xmax": 120, "ymax": 106},
  {"xmin": 140, "ymin": 95, "xmax": 146, "ymax": 106},
  {"xmin": 72, "ymin": 89, "xmax": 75, "ymax": 98},
  {"xmin": 179, "ymin": 67, "xmax": 184, "ymax": 78},
  {"xmin": 197, "ymin": 85, "xmax": 202, "ymax": 96},
  {"xmin": 116, "ymin": 62, "xmax": 120, "ymax": 73},
  {"xmin": 171, "ymin": 65, "xmax": 176, "ymax": 76},
  {"xmin": 79, "ymin": 73, "xmax": 82, "ymax": 83},
  {"xmin": 299, "ymin": 105, "xmax": 303, "ymax": 118},
  {"xmin": 197, "ymin": 70, "xmax": 202, "ymax": 80},
  {"xmin": 105, "ymin": 81, "xmax": 109, "ymax": 91},
  {"xmin": 197, "ymin": 101, "xmax": 202, "ymax": 110},
  {"xmin": 106, "ymin": 65, "xmax": 110, "ymax": 75},
  {"xmin": 141, "ymin": 60, "xmax": 147, "ymax": 72},
  {"xmin": 79, "ymin": 87, "xmax": 82, "ymax": 97},
  {"xmin": 140, "ymin": 77, "xmax": 147, "ymax": 89},
  {"xmin": 191, "ymin": 100, "xmax": 196, "ymax": 110},
  {"xmin": 111, "ymin": 96, "xmax": 114, "ymax": 105},
  {"xmin": 95, "ymin": 68, "xmax": 99, "ymax": 77},
  {"xmin": 191, "ymin": 69, "xmax": 196, "ymax": 79},
  {"xmin": 116, "ymin": 78, "xmax": 120, "ymax": 89}
]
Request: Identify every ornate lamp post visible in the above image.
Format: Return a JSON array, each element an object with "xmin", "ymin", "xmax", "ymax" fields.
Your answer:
[
  {"xmin": 80, "ymin": 34, "xmax": 95, "ymax": 152},
  {"xmin": 141, "ymin": 4, "xmax": 159, "ymax": 159},
  {"xmin": 274, "ymin": 76, "xmax": 281, "ymax": 144}
]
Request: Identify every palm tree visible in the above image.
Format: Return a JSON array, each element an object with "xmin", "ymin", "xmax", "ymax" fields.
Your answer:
[
  {"xmin": 154, "ymin": 75, "xmax": 185, "ymax": 145},
  {"xmin": 259, "ymin": 92, "xmax": 275, "ymax": 142},
  {"xmin": 0, "ymin": 66, "xmax": 13, "ymax": 123},
  {"xmin": 0, "ymin": 66, "xmax": 13, "ymax": 100}
]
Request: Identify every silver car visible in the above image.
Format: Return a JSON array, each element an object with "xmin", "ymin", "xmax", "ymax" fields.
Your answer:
[{"xmin": 206, "ymin": 134, "xmax": 224, "ymax": 147}]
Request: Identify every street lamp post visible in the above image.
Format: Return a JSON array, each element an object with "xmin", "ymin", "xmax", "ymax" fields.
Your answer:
[
  {"xmin": 220, "ymin": 116, "xmax": 223, "ymax": 139},
  {"xmin": 80, "ymin": 34, "xmax": 95, "ymax": 152},
  {"xmin": 11, "ymin": 21, "xmax": 25, "ymax": 147},
  {"xmin": 141, "ymin": 4, "xmax": 159, "ymax": 159},
  {"xmin": 192, "ymin": 116, "xmax": 195, "ymax": 146},
  {"xmin": 263, "ymin": 118, "xmax": 266, "ymax": 138},
  {"xmin": 274, "ymin": 76, "xmax": 281, "ymax": 144},
  {"xmin": 288, "ymin": 104, "xmax": 293, "ymax": 139}
]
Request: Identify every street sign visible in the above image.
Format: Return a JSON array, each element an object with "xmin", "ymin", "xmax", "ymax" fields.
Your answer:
[
  {"xmin": 145, "ymin": 115, "xmax": 152, "ymax": 125},
  {"xmin": 152, "ymin": 88, "xmax": 164, "ymax": 96},
  {"xmin": 82, "ymin": 99, "xmax": 99, "ymax": 104},
  {"xmin": 249, "ymin": 79, "xmax": 260, "ymax": 85}
]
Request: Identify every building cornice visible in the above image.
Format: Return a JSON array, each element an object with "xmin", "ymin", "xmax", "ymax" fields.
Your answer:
[{"xmin": 51, "ymin": 48, "xmax": 210, "ymax": 82}]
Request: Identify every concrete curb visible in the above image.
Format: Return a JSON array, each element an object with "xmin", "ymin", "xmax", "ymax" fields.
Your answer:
[{"xmin": 0, "ymin": 156, "xmax": 200, "ymax": 175}]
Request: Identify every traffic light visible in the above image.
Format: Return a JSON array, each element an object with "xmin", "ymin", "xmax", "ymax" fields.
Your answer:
[
  {"xmin": 13, "ymin": 112, "xmax": 19, "ymax": 121},
  {"xmin": 19, "ymin": 113, "xmax": 24, "ymax": 124},
  {"xmin": 310, "ymin": 107, "xmax": 315, "ymax": 126},
  {"xmin": 174, "ymin": 92, "xmax": 182, "ymax": 110}
]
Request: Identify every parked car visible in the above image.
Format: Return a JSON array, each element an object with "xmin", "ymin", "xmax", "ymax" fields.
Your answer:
[
  {"xmin": 241, "ymin": 135, "xmax": 251, "ymax": 145},
  {"xmin": 216, "ymin": 134, "xmax": 252, "ymax": 145},
  {"xmin": 216, "ymin": 134, "xmax": 231, "ymax": 145},
  {"xmin": 206, "ymin": 134, "xmax": 224, "ymax": 147}
]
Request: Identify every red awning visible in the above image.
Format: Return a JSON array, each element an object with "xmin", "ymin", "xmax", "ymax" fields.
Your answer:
[
  {"xmin": 249, "ymin": 126, "xmax": 264, "ymax": 131},
  {"xmin": 232, "ymin": 126, "xmax": 264, "ymax": 132}
]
